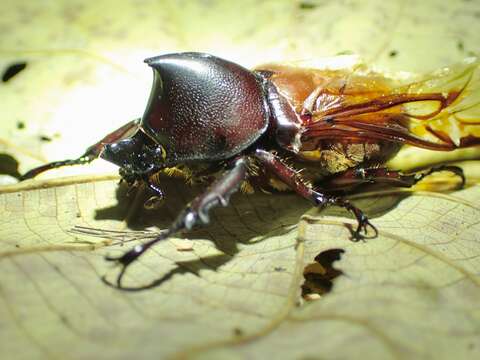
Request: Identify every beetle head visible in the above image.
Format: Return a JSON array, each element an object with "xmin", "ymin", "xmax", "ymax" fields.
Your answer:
[
  {"xmin": 140, "ymin": 52, "xmax": 269, "ymax": 163},
  {"xmin": 100, "ymin": 129, "xmax": 166, "ymax": 175}
]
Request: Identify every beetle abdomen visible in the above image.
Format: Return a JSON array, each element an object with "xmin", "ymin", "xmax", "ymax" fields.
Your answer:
[
  {"xmin": 298, "ymin": 140, "xmax": 401, "ymax": 175},
  {"xmin": 141, "ymin": 53, "xmax": 269, "ymax": 162}
]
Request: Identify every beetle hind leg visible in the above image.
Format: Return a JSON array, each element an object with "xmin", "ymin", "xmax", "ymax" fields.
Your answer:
[
  {"xmin": 254, "ymin": 149, "xmax": 377, "ymax": 240},
  {"xmin": 319, "ymin": 165, "xmax": 465, "ymax": 191}
]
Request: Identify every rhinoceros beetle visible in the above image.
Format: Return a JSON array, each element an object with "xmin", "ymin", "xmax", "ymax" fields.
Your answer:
[{"xmin": 22, "ymin": 52, "xmax": 475, "ymax": 287}]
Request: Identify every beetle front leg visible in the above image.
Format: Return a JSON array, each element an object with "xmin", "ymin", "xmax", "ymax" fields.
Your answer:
[
  {"xmin": 20, "ymin": 119, "xmax": 140, "ymax": 180},
  {"xmin": 254, "ymin": 149, "xmax": 377, "ymax": 240},
  {"xmin": 104, "ymin": 157, "xmax": 249, "ymax": 288}
]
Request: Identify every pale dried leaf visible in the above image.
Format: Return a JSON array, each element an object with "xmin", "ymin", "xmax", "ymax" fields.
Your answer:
[{"xmin": 1, "ymin": 1, "xmax": 480, "ymax": 360}]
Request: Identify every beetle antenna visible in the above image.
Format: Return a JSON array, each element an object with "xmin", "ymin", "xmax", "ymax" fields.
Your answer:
[
  {"xmin": 20, "ymin": 119, "xmax": 140, "ymax": 181},
  {"xmin": 19, "ymin": 154, "xmax": 96, "ymax": 180}
]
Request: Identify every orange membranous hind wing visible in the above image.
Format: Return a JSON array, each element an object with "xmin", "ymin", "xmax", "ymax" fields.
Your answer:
[
  {"xmin": 258, "ymin": 57, "xmax": 480, "ymax": 151},
  {"xmin": 303, "ymin": 58, "xmax": 480, "ymax": 151}
]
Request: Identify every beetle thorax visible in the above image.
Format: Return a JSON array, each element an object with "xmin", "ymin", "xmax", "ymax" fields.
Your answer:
[{"xmin": 140, "ymin": 53, "xmax": 269, "ymax": 163}]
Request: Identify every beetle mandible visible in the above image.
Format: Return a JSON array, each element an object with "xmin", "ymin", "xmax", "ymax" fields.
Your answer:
[{"xmin": 22, "ymin": 52, "xmax": 479, "ymax": 287}]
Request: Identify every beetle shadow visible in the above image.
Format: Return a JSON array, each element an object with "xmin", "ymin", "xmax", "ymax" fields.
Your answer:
[
  {"xmin": 102, "ymin": 253, "xmax": 233, "ymax": 292},
  {"xmin": 94, "ymin": 178, "xmax": 407, "ymax": 244},
  {"xmin": 90, "ymin": 177, "xmax": 410, "ymax": 290},
  {"xmin": 95, "ymin": 177, "xmax": 316, "ymax": 255}
]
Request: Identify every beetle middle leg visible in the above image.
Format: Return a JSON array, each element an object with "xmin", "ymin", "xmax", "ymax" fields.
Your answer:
[
  {"xmin": 254, "ymin": 149, "xmax": 377, "ymax": 240},
  {"xmin": 104, "ymin": 157, "xmax": 249, "ymax": 288}
]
